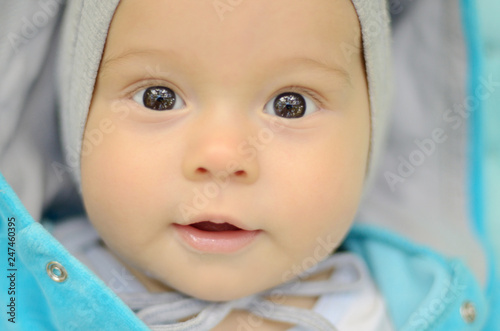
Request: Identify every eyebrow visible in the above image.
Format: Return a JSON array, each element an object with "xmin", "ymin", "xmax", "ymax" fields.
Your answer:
[
  {"xmin": 99, "ymin": 49, "xmax": 172, "ymax": 74},
  {"xmin": 100, "ymin": 49, "xmax": 352, "ymax": 86},
  {"xmin": 282, "ymin": 56, "xmax": 352, "ymax": 86}
]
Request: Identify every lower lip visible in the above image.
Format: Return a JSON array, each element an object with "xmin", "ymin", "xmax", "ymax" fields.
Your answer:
[{"xmin": 173, "ymin": 224, "xmax": 261, "ymax": 254}]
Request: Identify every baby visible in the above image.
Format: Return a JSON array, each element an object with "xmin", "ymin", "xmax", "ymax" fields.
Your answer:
[{"xmin": 56, "ymin": 0, "xmax": 391, "ymax": 329}]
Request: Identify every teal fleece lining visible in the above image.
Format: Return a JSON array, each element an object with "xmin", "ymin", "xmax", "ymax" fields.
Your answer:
[
  {"xmin": 460, "ymin": 0, "xmax": 500, "ymax": 328},
  {"xmin": 476, "ymin": 0, "xmax": 500, "ymax": 275},
  {"xmin": 459, "ymin": 0, "xmax": 484, "ymax": 239}
]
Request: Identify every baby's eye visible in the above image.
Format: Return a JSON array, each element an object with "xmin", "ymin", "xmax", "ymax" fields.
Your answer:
[
  {"xmin": 133, "ymin": 86, "xmax": 185, "ymax": 111},
  {"xmin": 264, "ymin": 92, "xmax": 318, "ymax": 118}
]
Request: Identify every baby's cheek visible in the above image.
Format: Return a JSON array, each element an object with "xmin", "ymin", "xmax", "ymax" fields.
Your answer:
[{"xmin": 81, "ymin": 120, "xmax": 175, "ymax": 256}]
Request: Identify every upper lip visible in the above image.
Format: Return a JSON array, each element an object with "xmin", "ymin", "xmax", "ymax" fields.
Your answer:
[{"xmin": 178, "ymin": 213, "xmax": 257, "ymax": 231}]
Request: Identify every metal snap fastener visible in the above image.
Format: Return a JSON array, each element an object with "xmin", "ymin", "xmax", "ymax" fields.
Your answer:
[
  {"xmin": 460, "ymin": 301, "xmax": 476, "ymax": 323},
  {"xmin": 46, "ymin": 261, "xmax": 68, "ymax": 282}
]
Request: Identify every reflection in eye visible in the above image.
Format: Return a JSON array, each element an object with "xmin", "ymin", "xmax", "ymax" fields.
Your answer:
[
  {"xmin": 264, "ymin": 92, "xmax": 318, "ymax": 119},
  {"xmin": 133, "ymin": 86, "xmax": 184, "ymax": 111}
]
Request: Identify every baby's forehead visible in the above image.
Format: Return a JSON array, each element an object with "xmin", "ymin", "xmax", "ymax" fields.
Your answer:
[
  {"xmin": 102, "ymin": 0, "xmax": 361, "ymax": 82},
  {"xmin": 110, "ymin": 0, "xmax": 361, "ymax": 39},
  {"xmin": 110, "ymin": 0, "xmax": 360, "ymax": 30}
]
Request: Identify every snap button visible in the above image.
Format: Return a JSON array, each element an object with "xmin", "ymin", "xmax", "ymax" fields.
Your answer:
[
  {"xmin": 46, "ymin": 261, "xmax": 68, "ymax": 282},
  {"xmin": 460, "ymin": 301, "xmax": 476, "ymax": 323}
]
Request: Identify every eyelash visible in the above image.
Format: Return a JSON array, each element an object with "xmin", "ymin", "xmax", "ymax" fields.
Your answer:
[
  {"xmin": 124, "ymin": 80, "xmax": 179, "ymax": 100},
  {"xmin": 272, "ymin": 85, "xmax": 325, "ymax": 109}
]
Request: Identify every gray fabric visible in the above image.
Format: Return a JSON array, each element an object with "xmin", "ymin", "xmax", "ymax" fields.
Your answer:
[
  {"xmin": 351, "ymin": 0, "xmax": 393, "ymax": 189},
  {"xmin": 357, "ymin": 0, "xmax": 487, "ymax": 284},
  {"xmin": 0, "ymin": 0, "xmax": 81, "ymax": 220},
  {"xmin": 57, "ymin": 0, "xmax": 121, "ymax": 186},
  {"xmin": 118, "ymin": 253, "xmax": 368, "ymax": 330}
]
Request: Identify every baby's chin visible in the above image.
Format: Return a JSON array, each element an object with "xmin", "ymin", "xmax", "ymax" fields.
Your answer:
[
  {"xmin": 122, "ymin": 261, "xmax": 269, "ymax": 302},
  {"xmin": 153, "ymin": 272, "xmax": 272, "ymax": 302},
  {"xmin": 105, "ymin": 243, "xmax": 275, "ymax": 301}
]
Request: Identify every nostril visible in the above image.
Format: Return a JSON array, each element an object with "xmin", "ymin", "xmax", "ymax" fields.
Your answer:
[
  {"xmin": 196, "ymin": 168, "xmax": 208, "ymax": 174},
  {"xmin": 194, "ymin": 167, "xmax": 246, "ymax": 177}
]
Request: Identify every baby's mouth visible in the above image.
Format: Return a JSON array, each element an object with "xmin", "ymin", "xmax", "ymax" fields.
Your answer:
[
  {"xmin": 190, "ymin": 221, "xmax": 241, "ymax": 232},
  {"xmin": 174, "ymin": 220, "xmax": 260, "ymax": 253}
]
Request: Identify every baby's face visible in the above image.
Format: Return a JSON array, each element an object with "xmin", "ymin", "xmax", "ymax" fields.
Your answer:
[{"xmin": 82, "ymin": 0, "xmax": 369, "ymax": 300}]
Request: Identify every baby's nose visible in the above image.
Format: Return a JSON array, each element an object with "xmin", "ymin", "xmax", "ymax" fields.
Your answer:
[{"xmin": 181, "ymin": 113, "xmax": 259, "ymax": 185}]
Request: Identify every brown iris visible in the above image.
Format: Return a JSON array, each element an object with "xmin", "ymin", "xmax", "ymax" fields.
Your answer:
[
  {"xmin": 143, "ymin": 86, "xmax": 176, "ymax": 111},
  {"xmin": 273, "ymin": 92, "xmax": 306, "ymax": 118}
]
